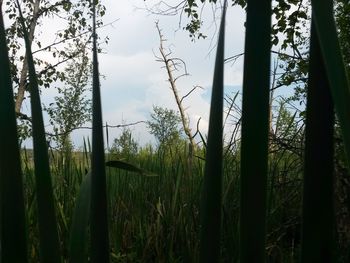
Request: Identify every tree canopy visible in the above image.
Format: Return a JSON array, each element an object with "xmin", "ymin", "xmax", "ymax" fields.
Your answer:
[
  {"xmin": 147, "ymin": 106, "xmax": 183, "ymax": 146},
  {"xmin": 2, "ymin": 0, "xmax": 107, "ymax": 142}
]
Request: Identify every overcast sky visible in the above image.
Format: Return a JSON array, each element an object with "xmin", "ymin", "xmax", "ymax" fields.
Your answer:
[
  {"xmin": 94, "ymin": 1, "xmax": 246, "ymax": 147},
  {"xmin": 22, "ymin": 0, "xmax": 247, "ymax": 148}
]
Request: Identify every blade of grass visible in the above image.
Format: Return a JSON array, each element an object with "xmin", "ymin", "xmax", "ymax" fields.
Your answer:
[
  {"xmin": 240, "ymin": 0, "xmax": 271, "ymax": 262},
  {"xmin": 90, "ymin": 1, "xmax": 110, "ymax": 262},
  {"xmin": 69, "ymin": 172, "xmax": 92, "ymax": 263},
  {"xmin": 106, "ymin": 160, "xmax": 158, "ymax": 176},
  {"xmin": 311, "ymin": 0, "xmax": 350, "ymax": 166},
  {"xmin": 83, "ymin": 137, "xmax": 90, "ymax": 169},
  {"xmin": 199, "ymin": 2, "xmax": 226, "ymax": 262},
  {"xmin": 301, "ymin": 17, "xmax": 335, "ymax": 263},
  {"xmin": 0, "ymin": 6, "xmax": 28, "ymax": 262},
  {"xmin": 16, "ymin": 1, "xmax": 61, "ymax": 262},
  {"xmin": 106, "ymin": 122, "xmax": 110, "ymax": 153}
]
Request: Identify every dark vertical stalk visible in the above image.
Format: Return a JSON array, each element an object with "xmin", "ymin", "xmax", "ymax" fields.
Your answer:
[
  {"xmin": 0, "ymin": 6, "xmax": 28, "ymax": 263},
  {"xmin": 311, "ymin": 0, "xmax": 350, "ymax": 166},
  {"xmin": 16, "ymin": 1, "xmax": 61, "ymax": 262},
  {"xmin": 240, "ymin": 0, "xmax": 271, "ymax": 262},
  {"xmin": 90, "ymin": 0, "xmax": 110, "ymax": 262},
  {"xmin": 301, "ymin": 18, "xmax": 335, "ymax": 262},
  {"xmin": 199, "ymin": 2, "xmax": 226, "ymax": 262}
]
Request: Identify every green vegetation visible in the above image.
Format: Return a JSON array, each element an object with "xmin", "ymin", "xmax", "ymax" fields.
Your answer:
[
  {"xmin": 147, "ymin": 106, "xmax": 183, "ymax": 147},
  {"xmin": 44, "ymin": 47, "xmax": 92, "ymax": 152},
  {"xmin": 17, "ymin": 127, "xmax": 304, "ymax": 262},
  {"xmin": 1, "ymin": 0, "xmax": 350, "ymax": 262}
]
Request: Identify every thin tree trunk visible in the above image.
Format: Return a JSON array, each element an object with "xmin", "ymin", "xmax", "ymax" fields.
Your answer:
[{"xmin": 15, "ymin": 0, "xmax": 40, "ymax": 114}]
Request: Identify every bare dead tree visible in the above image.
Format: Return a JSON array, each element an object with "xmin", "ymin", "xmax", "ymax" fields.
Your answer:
[{"xmin": 155, "ymin": 21, "xmax": 200, "ymax": 159}]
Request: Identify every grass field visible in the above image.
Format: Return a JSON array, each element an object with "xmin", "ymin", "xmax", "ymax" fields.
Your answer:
[{"xmin": 19, "ymin": 140, "xmax": 308, "ymax": 262}]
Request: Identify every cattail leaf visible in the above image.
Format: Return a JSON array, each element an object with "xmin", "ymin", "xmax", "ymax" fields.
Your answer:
[
  {"xmin": 311, "ymin": 0, "xmax": 350, "ymax": 167},
  {"xmin": 301, "ymin": 18, "xmax": 335, "ymax": 262},
  {"xmin": 90, "ymin": 1, "xmax": 110, "ymax": 262},
  {"xmin": 0, "ymin": 6, "xmax": 28, "ymax": 263},
  {"xmin": 16, "ymin": 1, "xmax": 61, "ymax": 262},
  {"xmin": 199, "ymin": 1, "xmax": 226, "ymax": 262},
  {"xmin": 240, "ymin": 0, "xmax": 271, "ymax": 262},
  {"xmin": 106, "ymin": 160, "xmax": 158, "ymax": 177}
]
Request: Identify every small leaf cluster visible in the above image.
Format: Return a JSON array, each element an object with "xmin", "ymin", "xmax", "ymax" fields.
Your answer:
[
  {"xmin": 147, "ymin": 106, "xmax": 183, "ymax": 146},
  {"xmin": 183, "ymin": 0, "xmax": 220, "ymax": 40},
  {"xmin": 44, "ymin": 48, "xmax": 92, "ymax": 149},
  {"xmin": 110, "ymin": 128, "xmax": 139, "ymax": 159},
  {"xmin": 335, "ymin": 0, "xmax": 350, "ymax": 75}
]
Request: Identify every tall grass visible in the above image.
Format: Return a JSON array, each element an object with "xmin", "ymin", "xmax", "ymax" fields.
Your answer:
[{"xmin": 16, "ymin": 139, "xmax": 307, "ymax": 262}]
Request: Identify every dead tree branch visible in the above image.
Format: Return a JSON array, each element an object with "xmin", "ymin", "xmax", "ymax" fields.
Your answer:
[{"xmin": 155, "ymin": 21, "xmax": 196, "ymax": 158}]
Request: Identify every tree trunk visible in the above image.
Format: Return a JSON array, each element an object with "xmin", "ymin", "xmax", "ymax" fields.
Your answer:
[{"xmin": 15, "ymin": 0, "xmax": 40, "ymax": 114}]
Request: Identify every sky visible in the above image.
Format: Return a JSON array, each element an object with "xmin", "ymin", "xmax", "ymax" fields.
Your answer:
[{"xmin": 22, "ymin": 0, "xmax": 248, "ymax": 148}]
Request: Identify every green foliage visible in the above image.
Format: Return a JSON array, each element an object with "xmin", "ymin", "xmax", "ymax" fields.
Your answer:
[
  {"xmin": 110, "ymin": 128, "xmax": 138, "ymax": 159},
  {"xmin": 17, "ymin": 118, "xmax": 32, "ymax": 145},
  {"xmin": 4, "ymin": 0, "xmax": 106, "ymax": 89},
  {"xmin": 335, "ymin": 0, "xmax": 350, "ymax": 75},
  {"xmin": 147, "ymin": 106, "xmax": 183, "ymax": 147},
  {"xmin": 106, "ymin": 160, "xmax": 158, "ymax": 177},
  {"xmin": 19, "ymin": 134, "xmax": 311, "ymax": 262},
  {"xmin": 3, "ymin": 0, "xmax": 106, "ymax": 144},
  {"xmin": 45, "ymin": 46, "xmax": 92, "ymax": 150},
  {"xmin": 69, "ymin": 171, "xmax": 91, "ymax": 263},
  {"xmin": 274, "ymin": 101, "xmax": 302, "ymax": 143}
]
